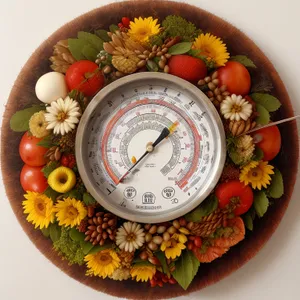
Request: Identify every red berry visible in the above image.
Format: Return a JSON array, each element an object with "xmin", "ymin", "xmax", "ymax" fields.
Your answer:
[
  {"xmin": 188, "ymin": 235, "xmax": 195, "ymax": 241},
  {"xmin": 187, "ymin": 241, "xmax": 194, "ymax": 251},
  {"xmin": 118, "ymin": 22, "xmax": 124, "ymax": 29},
  {"xmin": 168, "ymin": 55, "xmax": 207, "ymax": 83},
  {"xmin": 158, "ymin": 281, "xmax": 163, "ymax": 287},
  {"xmin": 121, "ymin": 17, "xmax": 130, "ymax": 28},
  {"xmin": 169, "ymin": 277, "xmax": 177, "ymax": 284},
  {"xmin": 194, "ymin": 236, "xmax": 202, "ymax": 248},
  {"xmin": 60, "ymin": 155, "xmax": 69, "ymax": 167}
]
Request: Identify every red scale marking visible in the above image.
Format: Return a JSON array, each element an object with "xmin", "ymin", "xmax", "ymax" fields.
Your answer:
[{"xmin": 101, "ymin": 99, "xmax": 201, "ymax": 188}]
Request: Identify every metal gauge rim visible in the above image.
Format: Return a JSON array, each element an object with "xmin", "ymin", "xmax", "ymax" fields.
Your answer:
[{"xmin": 76, "ymin": 72, "xmax": 226, "ymax": 223}]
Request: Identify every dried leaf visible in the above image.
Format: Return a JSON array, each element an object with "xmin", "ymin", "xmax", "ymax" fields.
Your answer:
[
  {"xmin": 95, "ymin": 29, "xmax": 111, "ymax": 42},
  {"xmin": 267, "ymin": 168, "xmax": 284, "ymax": 199},
  {"xmin": 78, "ymin": 31, "xmax": 104, "ymax": 51},
  {"xmin": 254, "ymin": 191, "xmax": 269, "ymax": 217},
  {"xmin": 68, "ymin": 38, "xmax": 87, "ymax": 61},
  {"xmin": 255, "ymin": 103, "xmax": 270, "ymax": 125},
  {"xmin": 251, "ymin": 93, "xmax": 281, "ymax": 112}
]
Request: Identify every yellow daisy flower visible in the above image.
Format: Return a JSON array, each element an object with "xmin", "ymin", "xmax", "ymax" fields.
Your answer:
[
  {"xmin": 192, "ymin": 33, "xmax": 230, "ymax": 67},
  {"xmin": 130, "ymin": 265, "xmax": 156, "ymax": 282},
  {"xmin": 54, "ymin": 197, "xmax": 87, "ymax": 228},
  {"xmin": 240, "ymin": 160, "xmax": 275, "ymax": 190},
  {"xmin": 161, "ymin": 233, "xmax": 187, "ymax": 259},
  {"xmin": 29, "ymin": 110, "xmax": 50, "ymax": 138},
  {"xmin": 22, "ymin": 191, "xmax": 54, "ymax": 229},
  {"xmin": 128, "ymin": 17, "xmax": 161, "ymax": 45},
  {"xmin": 85, "ymin": 249, "xmax": 120, "ymax": 278}
]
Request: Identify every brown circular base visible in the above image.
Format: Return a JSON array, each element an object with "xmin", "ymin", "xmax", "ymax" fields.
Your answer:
[{"xmin": 1, "ymin": 1, "xmax": 299, "ymax": 299}]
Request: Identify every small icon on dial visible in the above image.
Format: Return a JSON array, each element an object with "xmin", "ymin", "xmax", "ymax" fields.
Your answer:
[
  {"xmin": 162, "ymin": 187, "xmax": 175, "ymax": 199},
  {"xmin": 124, "ymin": 187, "xmax": 137, "ymax": 199},
  {"xmin": 142, "ymin": 192, "xmax": 156, "ymax": 204}
]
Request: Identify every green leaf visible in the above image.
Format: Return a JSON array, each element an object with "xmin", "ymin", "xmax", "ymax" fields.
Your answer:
[
  {"xmin": 267, "ymin": 168, "xmax": 284, "ymax": 199},
  {"xmin": 230, "ymin": 55, "xmax": 256, "ymax": 68},
  {"xmin": 255, "ymin": 103, "xmax": 270, "ymax": 125},
  {"xmin": 83, "ymin": 192, "xmax": 97, "ymax": 206},
  {"xmin": 49, "ymin": 223, "xmax": 61, "ymax": 243},
  {"xmin": 68, "ymin": 38, "xmax": 87, "ymax": 61},
  {"xmin": 185, "ymin": 195, "xmax": 218, "ymax": 222},
  {"xmin": 243, "ymin": 211, "xmax": 254, "ymax": 231},
  {"xmin": 42, "ymin": 161, "xmax": 60, "ymax": 178},
  {"xmin": 63, "ymin": 189, "xmax": 83, "ymax": 200},
  {"xmin": 155, "ymin": 251, "xmax": 170, "ymax": 277},
  {"xmin": 95, "ymin": 29, "xmax": 111, "ymax": 42},
  {"xmin": 146, "ymin": 60, "xmax": 159, "ymax": 72},
  {"xmin": 87, "ymin": 243, "xmax": 113, "ymax": 255},
  {"xmin": 10, "ymin": 105, "xmax": 45, "ymax": 132},
  {"xmin": 172, "ymin": 250, "xmax": 200, "ymax": 290},
  {"xmin": 168, "ymin": 42, "xmax": 192, "ymax": 55},
  {"xmin": 253, "ymin": 147, "xmax": 264, "ymax": 161},
  {"xmin": 41, "ymin": 227, "xmax": 50, "ymax": 237},
  {"xmin": 132, "ymin": 259, "xmax": 153, "ymax": 267},
  {"xmin": 109, "ymin": 24, "xmax": 119, "ymax": 33},
  {"xmin": 254, "ymin": 191, "xmax": 269, "ymax": 217},
  {"xmin": 81, "ymin": 241, "xmax": 94, "ymax": 255},
  {"xmin": 82, "ymin": 44, "xmax": 99, "ymax": 61},
  {"xmin": 251, "ymin": 93, "xmax": 281, "ymax": 112},
  {"xmin": 37, "ymin": 135, "xmax": 54, "ymax": 148},
  {"xmin": 44, "ymin": 186, "xmax": 59, "ymax": 201},
  {"xmin": 78, "ymin": 31, "xmax": 104, "ymax": 51},
  {"xmin": 69, "ymin": 227, "xmax": 86, "ymax": 242}
]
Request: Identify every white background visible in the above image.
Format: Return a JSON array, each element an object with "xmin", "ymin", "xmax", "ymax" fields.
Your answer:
[{"xmin": 0, "ymin": 0, "xmax": 299, "ymax": 299}]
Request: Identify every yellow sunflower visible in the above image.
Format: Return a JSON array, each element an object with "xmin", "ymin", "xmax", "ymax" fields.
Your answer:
[
  {"xmin": 54, "ymin": 197, "xmax": 87, "ymax": 227},
  {"xmin": 240, "ymin": 160, "xmax": 275, "ymax": 190},
  {"xmin": 128, "ymin": 17, "xmax": 161, "ymax": 45},
  {"xmin": 130, "ymin": 265, "xmax": 156, "ymax": 282},
  {"xmin": 161, "ymin": 233, "xmax": 187, "ymax": 259},
  {"xmin": 192, "ymin": 33, "xmax": 230, "ymax": 67},
  {"xmin": 22, "ymin": 191, "xmax": 55, "ymax": 229},
  {"xmin": 85, "ymin": 249, "xmax": 120, "ymax": 278}
]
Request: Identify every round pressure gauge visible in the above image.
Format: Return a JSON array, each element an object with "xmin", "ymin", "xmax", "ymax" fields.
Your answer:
[{"xmin": 76, "ymin": 72, "xmax": 226, "ymax": 223}]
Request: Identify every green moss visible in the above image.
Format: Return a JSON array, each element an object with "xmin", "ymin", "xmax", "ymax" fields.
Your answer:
[
  {"xmin": 162, "ymin": 15, "xmax": 201, "ymax": 42},
  {"xmin": 53, "ymin": 226, "xmax": 86, "ymax": 265}
]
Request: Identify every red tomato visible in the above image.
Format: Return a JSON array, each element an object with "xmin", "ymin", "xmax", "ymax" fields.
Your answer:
[
  {"xmin": 215, "ymin": 180, "xmax": 253, "ymax": 215},
  {"xmin": 20, "ymin": 164, "xmax": 48, "ymax": 193},
  {"xmin": 66, "ymin": 60, "xmax": 105, "ymax": 96},
  {"xmin": 168, "ymin": 55, "xmax": 207, "ymax": 83},
  {"xmin": 217, "ymin": 61, "xmax": 251, "ymax": 96},
  {"xmin": 252, "ymin": 125, "xmax": 281, "ymax": 161},
  {"xmin": 19, "ymin": 132, "xmax": 48, "ymax": 167}
]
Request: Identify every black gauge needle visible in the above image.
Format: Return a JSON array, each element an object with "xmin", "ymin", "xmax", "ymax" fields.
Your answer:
[{"xmin": 117, "ymin": 122, "xmax": 178, "ymax": 184}]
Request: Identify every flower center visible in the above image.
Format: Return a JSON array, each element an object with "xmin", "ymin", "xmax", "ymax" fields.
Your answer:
[
  {"xmin": 34, "ymin": 199, "xmax": 46, "ymax": 216},
  {"xmin": 98, "ymin": 253, "xmax": 113, "ymax": 265},
  {"xmin": 57, "ymin": 112, "xmax": 68, "ymax": 122},
  {"xmin": 249, "ymin": 167, "xmax": 263, "ymax": 181},
  {"xmin": 231, "ymin": 104, "xmax": 242, "ymax": 113},
  {"xmin": 137, "ymin": 28, "xmax": 149, "ymax": 36},
  {"xmin": 126, "ymin": 232, "xmax": 136, "ymax": 242},
  {"xmin": 66, "ymin": 207, "xmax": 79, "ymax": 219}
]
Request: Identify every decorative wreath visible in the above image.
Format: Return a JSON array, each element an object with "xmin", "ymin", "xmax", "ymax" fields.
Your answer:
[{"xmin": 9, "ymin": 14, "xmax": 287, "ymax": 290}]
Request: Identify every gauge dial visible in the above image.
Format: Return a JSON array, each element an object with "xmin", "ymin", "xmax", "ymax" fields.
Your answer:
[{"xmin": 76, "ymin": 73, "xmax": 225, "ymax": 223}]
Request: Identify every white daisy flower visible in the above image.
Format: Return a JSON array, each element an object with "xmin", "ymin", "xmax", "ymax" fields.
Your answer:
[
  {"xmin": 220, "ymin": 94, "xmax": 253, "ymax": 121},
  {"xmin": 45, "ymin": 96, "xmax": 81, "ymax": 135},
  {"xmin": 116, "ymin": 222, "xmax": 145, "ymax": 253}
]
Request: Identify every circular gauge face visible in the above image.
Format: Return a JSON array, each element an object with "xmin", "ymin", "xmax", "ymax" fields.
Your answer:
[{"xmin": 76, "ymin": 73, "xmax": 225, "ymax": 223}]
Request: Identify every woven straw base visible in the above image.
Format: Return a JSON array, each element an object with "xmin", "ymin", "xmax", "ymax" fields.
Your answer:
[{"xmin": 1, "ymin": 1, "xmax": 299, "ymax": 299}]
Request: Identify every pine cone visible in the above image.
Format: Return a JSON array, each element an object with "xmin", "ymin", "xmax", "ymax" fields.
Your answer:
[
  {"xmin": 58, "ymin": 130, "xmax": 76, "ymax": 152},
  {"xmin": 198, "ymin": 71, "xmax": 230, "ymax": 108},
  {"xmin": 44, "ymin": 146, "xmax": 62, "ymax": 162},
  {"xmin": 118, "ymin": 250, "xmax": 135, "ymax": 268},
  {"xmin": 187, "ymin": 207, "xmax": 233, "ymax": 237},
  {"xmin": 228, "ymin": 119, "xmax": 256, "ymax": 136},
  {"xmin": 220, "ymin": 164, "xmax": 240, "ymax": 182},
  {"xmin": 49, "ymin": 40, "xmax": 76, "ymax": 73},
  {"xmin": 85, "ymin": 212, "xmax": 117, "ymax": 246},
  {"xmin": 78, "ymin": 219, "xmax": 88, "ymax": 233}
]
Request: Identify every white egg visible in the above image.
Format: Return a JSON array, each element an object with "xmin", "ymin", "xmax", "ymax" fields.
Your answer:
[{"xmin": 35, "ymin": 72, "xmax": 68, "ymax": 104}]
